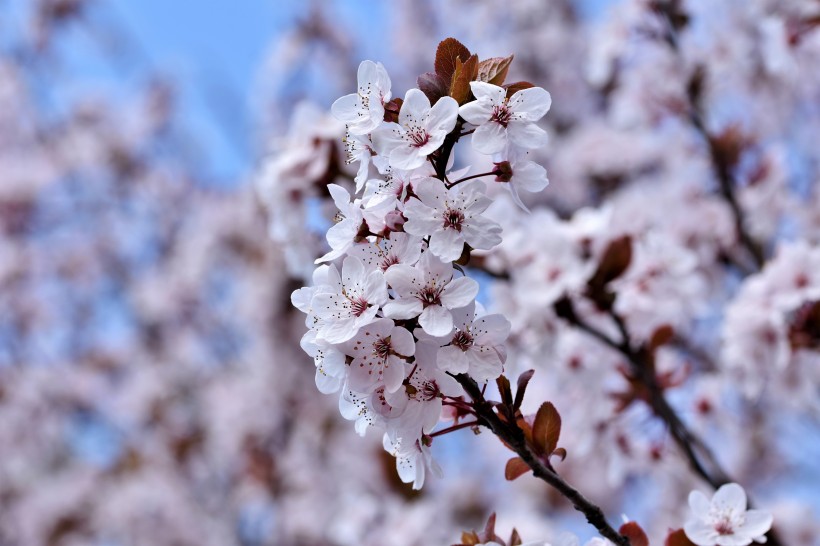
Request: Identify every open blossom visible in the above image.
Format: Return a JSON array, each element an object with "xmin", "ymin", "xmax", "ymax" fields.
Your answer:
[
  {"xmin": 383, "ymin": 433, "xmax": 442, "ymax": 490},
  {"xmin": 348, "ymin": 232, "xmax": 423, "ymax": 272},
  {"xmin": 492, "ymin": 151, "xmax": 550, "ymax": 212},
  {"xmin": 459, "ymin": 81, "xmax": 551, "ymax": 154},
  {"xmin": 383, "ymin": 252, "xmax": 479, "ymax": 336},
  {"xmin": 685, "ymin": 483, "xmax": 773, "ymax": 546},
  {"xmin": 316, "ymin": 184, "xmax": 364, "ymax": 263},
  {"xmin": 331, "ymin": 60, "xmax": 391, "ymax": 135},
  {"xmin": 372, "ymin": 88, "xmax": 458, "ymax": 170},
  {"xmin": 418, "ymin": 302, "xmax": 510, "ymax": 382},
  {"xmin": 404, "ymin": 178, "xmax": 502, "ymax": 262},
  {"xmin": 340, "ymin": 318, "xmax": 415, "ymax": 393},
  {"xmin": 311, "ymin": 256, "xmax": 388, "ymax": 343},
  {"xmin": 385, "ymin": 339, "xmax": 462, "ymax": 436},
  {"xmin": 300, "ymin": 329, "xmax": 346, "ymax": 394}
]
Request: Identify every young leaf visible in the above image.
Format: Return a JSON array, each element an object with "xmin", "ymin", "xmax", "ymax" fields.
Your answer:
[
  {"xmin": 505, "ymin": 457, "xmax": 530, "ymax": 481},
  {"xmin": 590, "ymin": 235, "xmax": 633, "ymax": 287},
  {"xmin": 504, "ymin": 81, "xmax": 534, "ymax": 98},
  {"xmin": 496, "ymin": 374, "xmax": 513, "ymax": 407},
  {"xmin": 482, "ymin": 513, "xmax": 497, "ymax": 538},
  {"xmin": 509, "ymin": 528, "xmax": 523, "ymax": 546},
  {"xmin": 478, "ymin": 55, "xmax": 514, "ymax": 86},
  {"xmin": 418, "ymin": 72, "xmax": 448, "ymax": 104},
  {"xmin": 459, "ymin": 531, "xmax": 481, "ymax": 546},
  {"xmin": 532, "ymin": 402, "xmax": 561, "ymax": 456},
  {"xmin": 551, "ymin": 447, "xmax": 567, "ymax": 462},
  {"xmin": 450, "ymin": 53, "xmax": 479, "ymax": 104},
  {"xmin": 435, "ymin": 37, "xmax": 471, "ymax": 83},
  {"xmin": 619, "ymin": 522, "xmax": 649, "ymax": 546},
  {"xmin": 648, "ymin": 324, "xmax": 675, "ymax": 353},
  {"xmin": 666, "ymin": 529, "xmax": 697, "ymax": 546},
  {"xmin": 513, "ymin": 369, "xmax": 535, "ymax": 411}
]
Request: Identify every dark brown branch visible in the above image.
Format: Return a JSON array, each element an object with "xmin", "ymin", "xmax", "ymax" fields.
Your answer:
[
  {"xmin": 653, "ymin": 0, "xmax": 765, "ymax": 271},
  {"xmin": 560, "ymin": 302, "xmax": 782, "ymax": 546},
  {"xmin": 452, "ymin": 373, "xmax": 631, "ymax": 546}
]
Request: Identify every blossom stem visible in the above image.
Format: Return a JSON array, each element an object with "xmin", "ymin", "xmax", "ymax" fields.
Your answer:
[
  {"xmin": 447, "ymin": 171, "xmax": 496, "ymax": 189},
  {"xmin": 429, "ymin": 419, "xmax": 480, "ymax": 438},
  {"xmin": 452, "ymin": 373, "xmax": 632, "ymax": 546}
]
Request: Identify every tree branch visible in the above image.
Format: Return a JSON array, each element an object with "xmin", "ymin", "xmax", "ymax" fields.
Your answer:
[{"xmin": 452, "ymin": 373, "xmax": 631, "ymax": 546}]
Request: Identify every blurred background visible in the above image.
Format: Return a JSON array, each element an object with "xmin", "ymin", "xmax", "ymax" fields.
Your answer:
[{"xmin": 1, "ymin": 0, "xmax": 819, "ymax": 545}]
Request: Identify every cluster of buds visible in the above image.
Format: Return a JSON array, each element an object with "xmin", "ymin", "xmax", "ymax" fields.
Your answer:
[{"xmin": 291, "ymin": 39, "xmax": 552, "ymax": 487}]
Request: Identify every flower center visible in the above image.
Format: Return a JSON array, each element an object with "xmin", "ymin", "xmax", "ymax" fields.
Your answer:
[
  {"xmin": 451, "ymin": 329, "xmax": 474, "ymax": 351},
  {"xmin": 714, "ymin": 518, "xmax": 735, "ymax": 536},
  {"xmin": 418, "ymin": 285, "xmax": 443, "ymax": 307},
  {"xmin": 491, "ymin": 103, "xmax": 513, "ymax": 127},
  {"xmin": 408, "ymin": 129, "xmax": 430, "ymax": 148},
  {"xmin": 350, "ymin": 297, "xmax": 369, "ymax": 317},
  {"xmin": 380, "ymin": 254, "xmax": 400, "ymax": 271},
  {"xmin": 373, "ymin": 337, "xmax": 392, "ymax": 358},
  {"xmin": 443, "ymin": 208, "xmax": 465, "ymax": 231},
  {"xmin": 411, "ymin": 380, "xmax": 439, "ymax": 401}
]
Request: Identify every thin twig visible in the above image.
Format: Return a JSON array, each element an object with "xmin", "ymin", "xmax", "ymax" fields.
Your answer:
[{"xmin": 452, "ymin": 373, "xmax": 631, "ymax": 546}]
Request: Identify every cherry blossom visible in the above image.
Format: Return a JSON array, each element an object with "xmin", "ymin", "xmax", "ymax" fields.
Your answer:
[
  {"xmin": 372, "ymin": 88, "xmax": 459, "ymax": 170},
  {"xmin": 383, "ymin": 433, "xmax": 442, "ymax": 490},
  {"xmin": 331, "ymin": 60, "xmax": 392, "ymax": 135},
  {"xmin": 383, "ymin": 252, "xmax": 479, "ymax": 336},
  {"xmin": 685, "ymin": 483, "xmax": 773, "ymax": 546},
  {"xmin": 418, "ymin": 302, "xmax": 510, "ymax": 382},
  {"xmin": 311, "ymin": 256, "xmax": 388, "ymax": 343},
  {"xmin": 459, "ymin": 81, "xmax": 551, "ymax": 154},
  {"xmin": 492, "ymin": 151, "xmax": 550, "ymax": 212},
  {"xmin": 340, "ymin": 317, "xmax": 415, "ymax": 393},
  {"xmin": 316, "ymin": 183, "xmax": 365, "ymax": 263},
  {"xmin": 347, "ymin": 232, "xmax": 423, "ymax": 272},
  {"xmin": 404, "ymin": 178, "xmax": 502, "ymax": 262}
]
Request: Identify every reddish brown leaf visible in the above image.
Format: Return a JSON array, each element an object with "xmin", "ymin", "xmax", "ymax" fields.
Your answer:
[
  {"xmin": 496, "ymin": 375, "xmax": 513, "ymax": 407},
  {"xmin": 619, "ymin": 522, "xmax": 649, "ymax": 546},
  {"xmin": 435, "ymin": 37, "xmax": 471, "ymax": 83},
  {"xmin": 532, "ymin": 402, "xmax": 561, "ymax": 456},
  {"xmin": 459, "ymin": 531, "xmax": 481, "ymax": 545},
  {"xmin": 509, "ymin": 528, "xmax": 523, "ymax": 546},
  {"xmin": 649, "ymin": 324, "xmax": 675, "ymax": 353},
  {"xmin": 505, "ymin": 457, "xmax": 530, "ymax": 481},
  {"xmin": 666, "ymin": 529, "xmax": 697, "ymax": 546},
  {"xmin": 551, "ymin": 447, "xmax": 567, "ymax": 462},
  {"xmin": 478, "ymin": 55, "xmax": 514, "ymax": 86},
  {"xmin": 450, "ymin": 53, "xmax": 479, "ymax": 104},
  {"xmin": 513, "ymin": 369, "xmax": 535, "ymax": 411},
  {"xmin": 483, "ymin": 513, "xmax": 497, "ymax": 538},
  {"xmin": 418, "ymin": 72, "xmax": 448, "ymax": 104},
  {"xmin": 504, "ymin": 81, "xmax": 534, "ymax": 98}
]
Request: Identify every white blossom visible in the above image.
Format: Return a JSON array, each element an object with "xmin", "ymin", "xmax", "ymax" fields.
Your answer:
[
  {"xmin": 459, "ymin": 81, "xmax": 551, "ymax": 154},
  {"xmin": 372, "ymin": 89, "xmax": 459, "ymax": 170},
  {"xmin": 331, "ymin": 60, "xmax": 392, "ymax": 135},
  {"xmin": 383, "ymin": 252, "xmax": 478, "ymax": 336},
  {"xmin": 684, "ymin": 483, "xmax": 773, "ymax": 546},
  {"xmin": 404, "ymin": 178, "xmax": 502, "ymax": 262}
]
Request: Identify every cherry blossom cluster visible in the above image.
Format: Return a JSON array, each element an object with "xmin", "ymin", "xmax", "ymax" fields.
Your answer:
[{"xmin": 291, "ymin": 54, "xmax": 551, "ymax": 487}]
